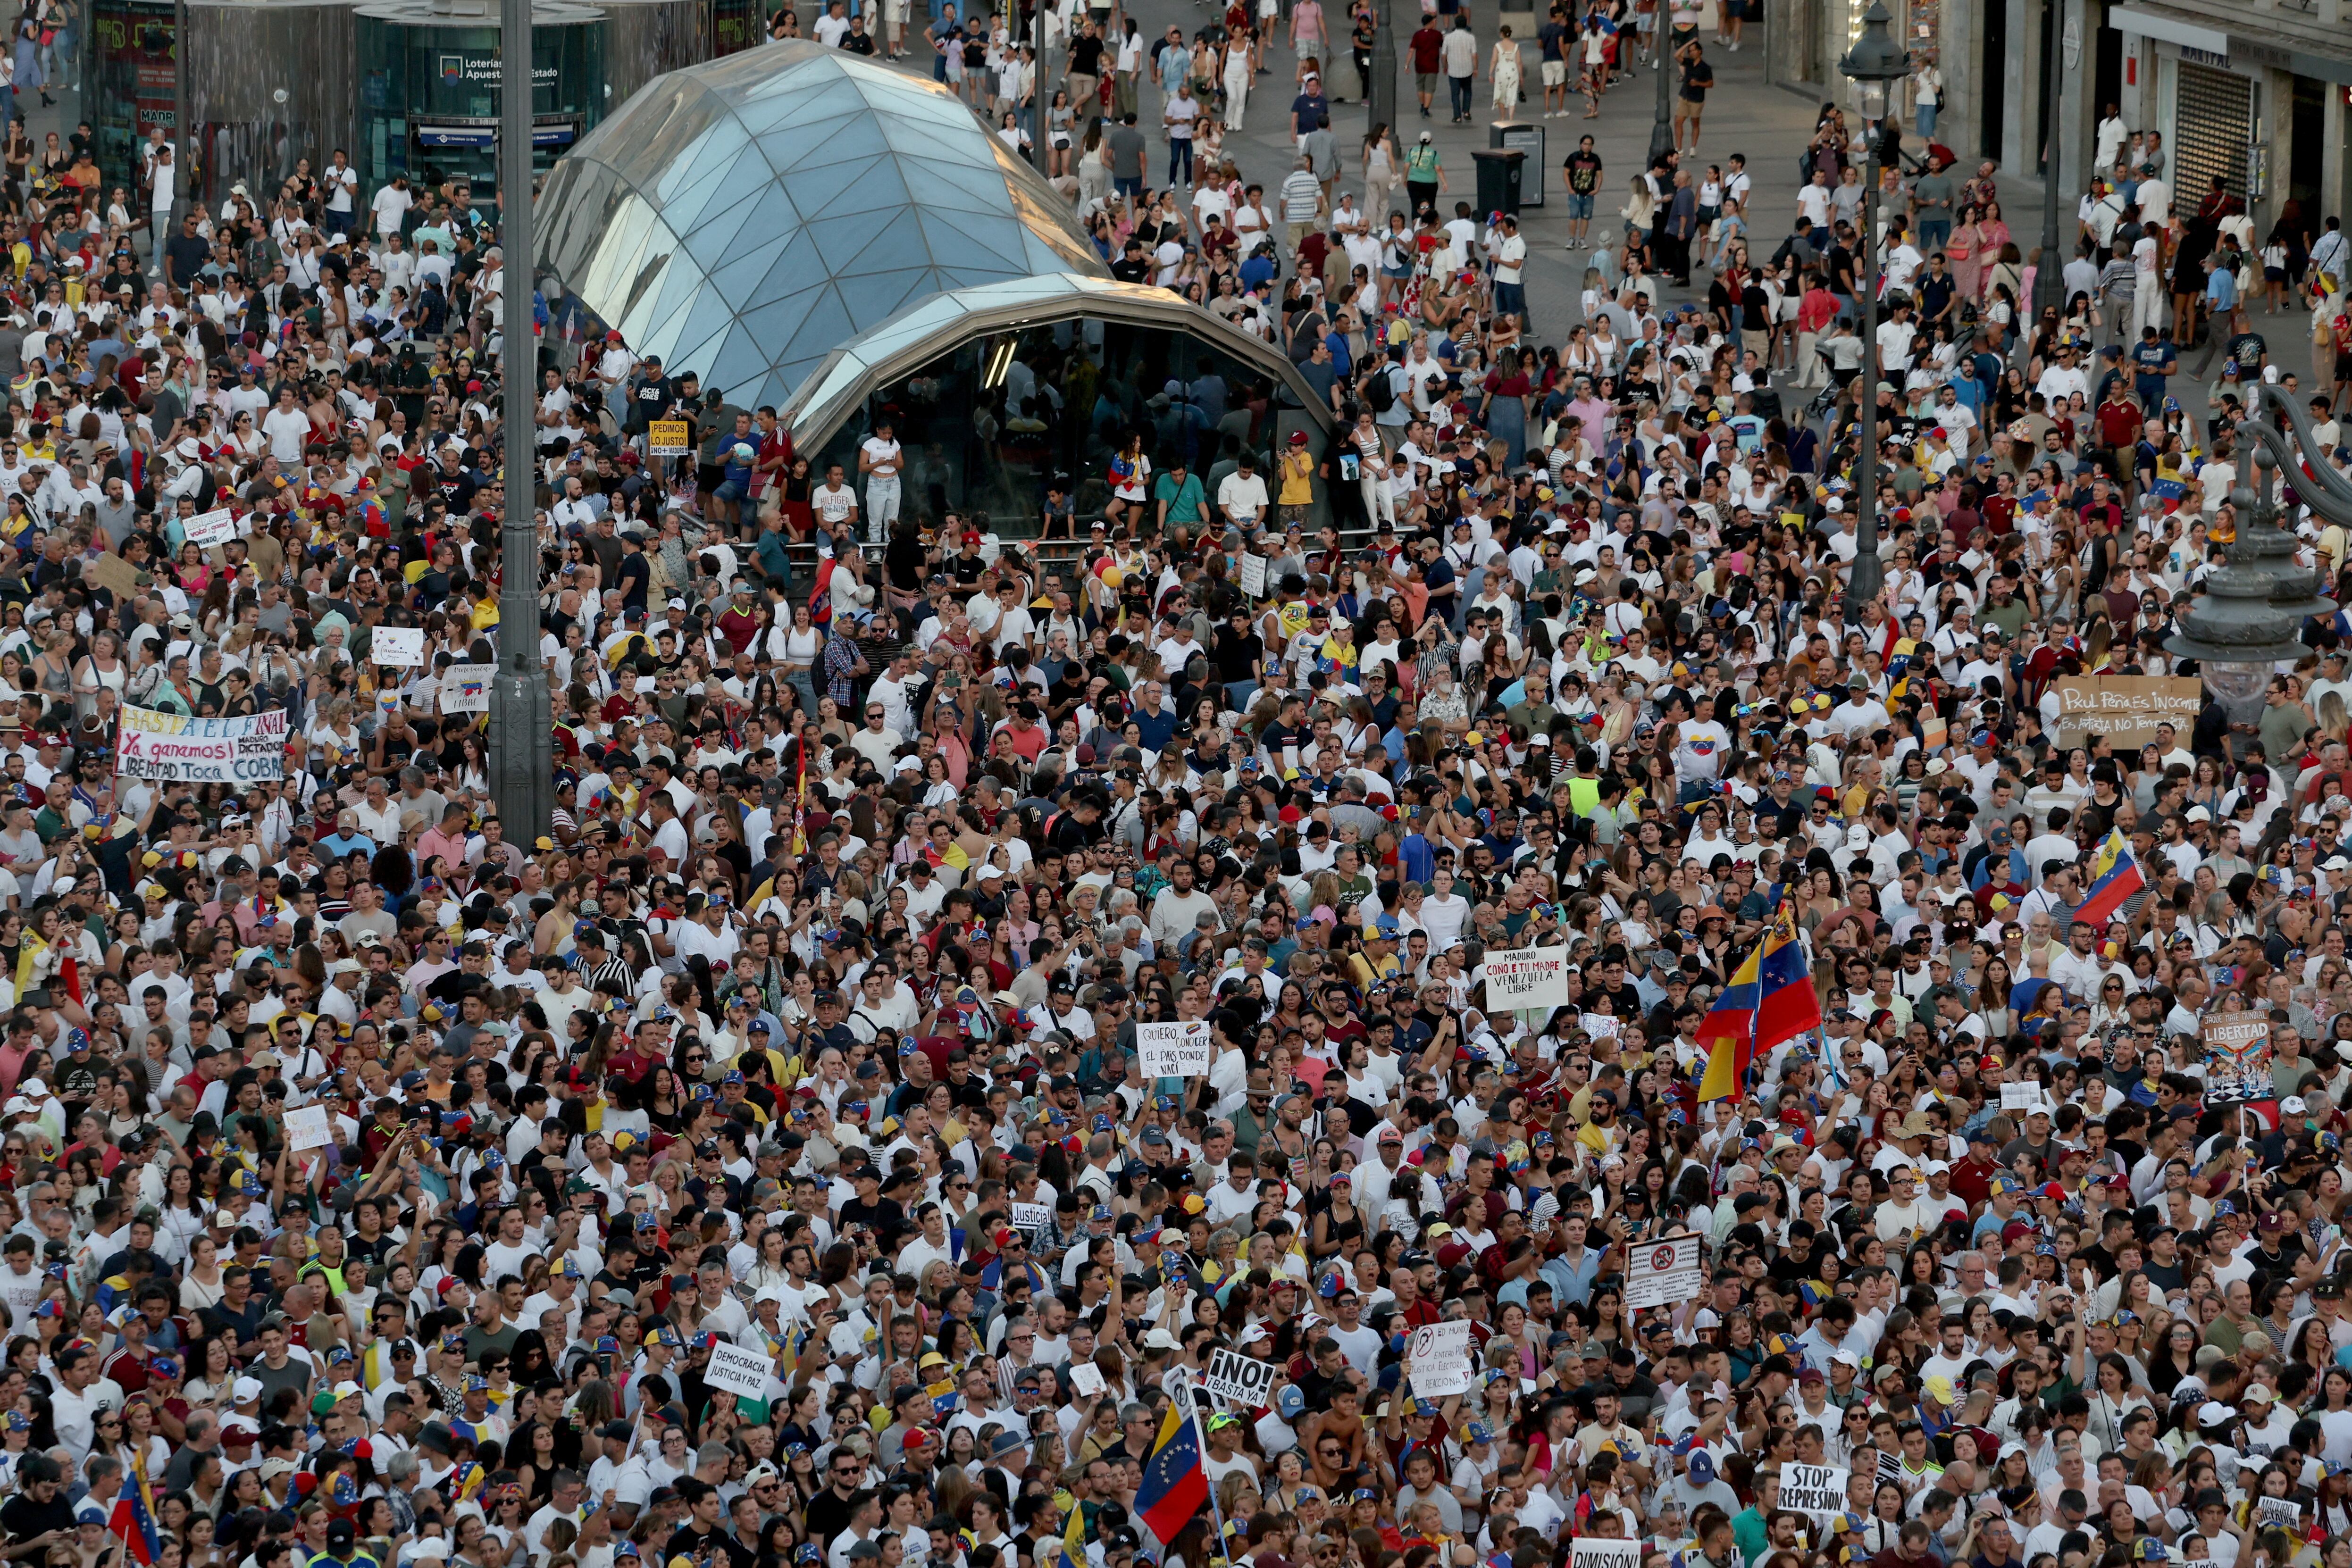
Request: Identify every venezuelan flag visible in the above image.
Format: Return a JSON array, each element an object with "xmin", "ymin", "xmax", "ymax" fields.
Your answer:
[
  {"xmin": 1132, "ymin": 1400, "xmax": 1208, "ymax": 1544},
  {"xmin": 2073, "ymin": 830, "xmax": 2146, "ymax": 931},
  {"xmin": 1695, "ymin": 907, "xmax": 1821, "ymax": 1101}
]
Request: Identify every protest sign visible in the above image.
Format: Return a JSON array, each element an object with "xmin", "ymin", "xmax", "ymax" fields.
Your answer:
[
  {"xmin": 439, "ymin": 663, "xmax": 495, "ymax": 714},
  {"xmin": 2000, "ymin": 1082, "xmax": 2042, "ymax": 1111},
  {"xmin": 1240, "ymin": 554, "xmax": 1268, "ymax": 598},
  {"xmin": 184, "ymin": 508, "xmax": 240, "ymax": 549},
  {"xmin": 1483, "ymin": 947, "xmax": 1571, "ymax": 1012},
  {"xmin": 2052, "ymin": 677, "xmax": 2202, "ymax": 750},
  {"xmin": 1876, "ymin": 1450, "xmax": 1902, "ymax": 1485},
  {"xmin": 1009, "ymin": 1201, "xmax": 1053, "ymax": 1237},
  {"xmin": 2256, "ymin": 1498, "xmax": 2300, "ymax": 1532},
  {"xmin": 1138, "ymin": 1019, "xmax": 1214, "ymax": 1077},
  {"xmin": 285, "ymin": 1105, "xmax": 334, "ymax": 1151},
  {"xmin": 1068, "ymin": 1361, "xmax": 1105, "ymax": 1397},
  {"xmin": 2202, "ymin": 1014, "xmax": 2276, "ymax": 1108},
  {"xmin": 84, "ymin": 552, "xmax": 139, "ymax": 599},
  {"xmin": 1779, "ymin": 1463, "xmax": 1845, "ymax": 1517},
  {"xmin": 115, "ymin": 704, "xmax": 288, "ymax": 783},
  {"xmin": 371, "ymin": 627, "xmax": 426, "ymax": 667},
  {"xmin": 647, "ymin": 419, "xmax": 694, "ymax": 456},
  {"xmin": 1581, "ymin": 1013, "xmax": 1621, "ymax": 1039},
  {"xmin": 1625, "ymin": 1233, "xmax": 1704, "ymax": 1310},
  {"xmin": 1571, "ymin": 1543, "xmax": 1641, "ymax": 1568},
  {"xmin": 702, "ymin": 1342, "xmax": 773, "ymax": 1400},
  {"xmin": 1203, "ymin": 1347, "xmax": 1279, "ymax": 1407},
  {"xmin": 1406, "ymin": 1321, "xmax": 1476, "ymax": 1397}
]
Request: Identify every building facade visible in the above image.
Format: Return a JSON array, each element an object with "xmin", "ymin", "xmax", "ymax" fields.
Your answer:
[{"xmin": 1769, "ymin": 0, "xmax": 2350, "ymax": 257}]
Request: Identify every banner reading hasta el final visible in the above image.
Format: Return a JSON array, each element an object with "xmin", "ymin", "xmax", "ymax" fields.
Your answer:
[{"xmin": 113, "ymin": 704, "xmax": 290, "ymax": 782}]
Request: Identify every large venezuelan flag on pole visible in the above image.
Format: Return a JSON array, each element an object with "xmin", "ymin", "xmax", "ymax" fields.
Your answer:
[
  {"xmin": 1694, "ymin": 906, "xmax": 1822, "ymax": 1101},
  {"xmin": 2073, "ymin": 830, "xmax": 2146, "ymax": 931},
  {"xmin": 1132, "ymin": 1398, "xmax": 1209, "ymax": 1543}
]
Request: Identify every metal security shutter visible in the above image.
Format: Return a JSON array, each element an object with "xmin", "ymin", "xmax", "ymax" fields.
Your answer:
[{"xmin": 2174, "ymin": 61, "xmax": 2252, "ymax": 209}]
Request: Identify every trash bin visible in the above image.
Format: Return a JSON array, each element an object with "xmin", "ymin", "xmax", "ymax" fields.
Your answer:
[
  {"xmin": 1491, "ymin": 120, "xmax": 1544, "ymax": 206},
  {"xmin": 1471, "ymin": 147, "xmax": 1525, "ymax": 217}
]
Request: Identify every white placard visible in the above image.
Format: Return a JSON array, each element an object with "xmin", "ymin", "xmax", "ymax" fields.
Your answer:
[
  {"xmin": 1571, "ymin": 1542, "xmax": 1642, "ymax": 1568},
  {"xmin": 2256, "ymin": 1498, "xmax": 2301, "ymax": 1532},
  {"xmin": 183, "ymin": 508, "xmax": 240, "ymax": 548},
  {"xmin": 702, "ymin": 1340, "xmax": 772, "ymax": 1400},
  {"xmin": 1483, "ymin": 947, "xmax": 1572, "ymax": 1012},
  {"xmin": 2000, "ymin": 1082, "xmax": 2040, "ymax": 1111},
  {"xmin": 1068, "ymin": 1361, "xmax": 1105, "ymax": 1397},
  {"xmin": 1009, "ymin": 1201, "xmax": 1053, "ymax": 1237},
  {"xmin": 1202, "ymin": 1346, "xmax": 1278, "ymax": 1407},
  {"xmin": 1779, "ymin": 1461, "xmax": 1845, "ymax": 1518},
  {"xmin": 1406, "ymin": 1321, "xmax": 1475, "ymax": 1397},
  {"xmin": 114, "ymin": 704, "xmax": 289, "ymax": 783},
  {"xmin": 1581, "ymin": 1013, "xmax": 1621, "ymax": 1039},
  {"xmin": 1625, "ymin": 1233, "xmax": 1704, "ymax": 1310},
  {"xmin": 371, "ymin": 627, "xmax": 426, "ymax": 667},
  {"xmin": 439, "ymin": 662, "xmax": 495, "ymax": 714},
  {"xmin": 1875, "ymin": 1449, "xmax": 1901, "ymax": 1485},
  {"xmin": 1138, "ymin": 1019, "xmax": 1214, "ymax": 1077},
  {"xmin": 284, "ymin": 1104, "xmax": 334, "ymax": 1152},
  {"xmin": 1239, "ymin": 553, "xmax": 1268, "ymax": 598}
]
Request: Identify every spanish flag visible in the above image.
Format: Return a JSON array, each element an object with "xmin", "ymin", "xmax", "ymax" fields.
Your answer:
[{"xmin": 1694, "ymin": 906, "xmax": 1821, "ymax": 1101}]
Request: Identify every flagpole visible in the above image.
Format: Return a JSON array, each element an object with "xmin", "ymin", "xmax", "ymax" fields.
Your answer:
[{"xmin": 1181, "ymin": 1372, "xmax": 1235, "ymax": 1565}]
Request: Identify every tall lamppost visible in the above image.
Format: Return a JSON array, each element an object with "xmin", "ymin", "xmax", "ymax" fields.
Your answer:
[
  {"xmin": 1369, "ymin": 0, "xmax": 1396, "ymax": 138},
  {"xmin": 2167, "ymin": 384, "xmax": 2341, "ymax": 758},
  {"xmin": 2034, "ymin": 0, "xmax": 2068, "ymax": 315},
  {"xmin": 489, "ymin": 0, "xmax": 553, "ymax": 841},
  {"xmin": 1649, "ymin": 19, "xmax": 1674, "ymax": 167},
  {"xmin": 1838, "ymin": 0, "xmax": 1907, "ymax": 616}
]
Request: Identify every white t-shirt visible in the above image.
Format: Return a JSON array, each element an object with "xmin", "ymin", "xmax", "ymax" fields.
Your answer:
[{"xmin": 371, "ymin": 184, "xmax": 414, "ymax": 238}]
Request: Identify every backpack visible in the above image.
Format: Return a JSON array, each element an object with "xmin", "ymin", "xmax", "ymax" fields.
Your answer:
[{"xmin": 1366, "ymin": 363, "xmax": 1397, "ymax": 413}]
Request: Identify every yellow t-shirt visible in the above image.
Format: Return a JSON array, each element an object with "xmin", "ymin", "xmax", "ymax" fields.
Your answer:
[{"xmin": 1279, "ymin": 449, "xmax": 1315, "ymax": 506}]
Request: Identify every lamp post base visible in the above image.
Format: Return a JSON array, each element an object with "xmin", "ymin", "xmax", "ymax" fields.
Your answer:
[{"xmin": 487, "ymin": 670, "xmax": 555, "ymax": 844}]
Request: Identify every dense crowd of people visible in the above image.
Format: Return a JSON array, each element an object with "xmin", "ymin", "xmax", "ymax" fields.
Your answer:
[{"xmin": 2, "ymin": 17, "xmax": 2352, "ymax": 1568}]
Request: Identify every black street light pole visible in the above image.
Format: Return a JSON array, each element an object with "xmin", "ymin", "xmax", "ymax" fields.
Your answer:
[
  {"xmin": 1649, "ymin": 22, "xmax": 1672, "ymax": 167},
  {"xmin": 1369, "ymin": 0, "xmax": 1395, "ymax": 138},
  {"xmin": 2035, "ymin": 0, "xmax": 2067, "ymax": 315},
  {"xmin": 489, "ymin": 0, "xmax": 552, "ymax": 842},
  {"xmin": 1839, "ymin": 0, "xmax": 1907, "ymax": 619}
]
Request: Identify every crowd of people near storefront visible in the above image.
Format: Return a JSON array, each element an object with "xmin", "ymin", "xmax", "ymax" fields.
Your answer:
[{"xmin": 2, "ymin": 18, "xmax": 2352, "ymax": 1568}]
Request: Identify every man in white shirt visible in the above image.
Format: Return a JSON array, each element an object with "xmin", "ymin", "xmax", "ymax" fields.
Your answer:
[
  {"xmin": 1215, "ymin": 452, "xmax": 1270, "ymax": 528},
  {"xmin": 369, "ymin": 175, "xmax": 414, "ymax": 240}
]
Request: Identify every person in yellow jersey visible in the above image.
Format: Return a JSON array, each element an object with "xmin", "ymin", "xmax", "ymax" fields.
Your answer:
[
  {"xmin": 1348, "ymin": 915, "xmax": 1404, "ymax": 989},
  {"xmin": 1278, "ymin": 430, "xmax": 1317, "ymax": 524}
]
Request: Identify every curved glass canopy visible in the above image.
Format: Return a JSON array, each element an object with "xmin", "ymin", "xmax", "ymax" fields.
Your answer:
[{"xmin": 536, "ymin": 43, "xmax": 1110, "ymax": 408}]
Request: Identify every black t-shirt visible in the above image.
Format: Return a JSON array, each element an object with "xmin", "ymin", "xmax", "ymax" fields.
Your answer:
[
  {"xmin": 1679, "ymin": 58, "xmax": 1712, "ymax": 102},
  {"xmin": 1213, "ymin": 626, "xmax": 1263, "ymax": 682},
  {"xmin": 666, "ymin": 1526, "xmax": 754, "ymax": 1568},
  {"xmin": 1564, "ymin": 150, "xmax": 1603, "ymax": 195},
  {"xmin": 2, "ymin": 1490, "xmax": 73, "ymax": 1545},
  {"xmin": 1069, "ymin": 34, "xmax": 1104, "ymax": 73}
]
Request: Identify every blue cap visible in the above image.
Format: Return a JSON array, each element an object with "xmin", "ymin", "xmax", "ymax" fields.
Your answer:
[
  {"xmin": 400, "ymin": 1070, "xmax": 427, "ymax": 1091},
  {"xmin": 1276, "ymin": 1385, "xmax": 1306, "ymax": 1419}
]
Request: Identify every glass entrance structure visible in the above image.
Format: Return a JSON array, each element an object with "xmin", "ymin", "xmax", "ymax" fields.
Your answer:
[
  {"xmin": 778, "ymin": 274, "xmax": 1338, "ymax": 527},
  {"xmin": 536, "ymin": 44, "xmax": 1109, "ymax": 410}
]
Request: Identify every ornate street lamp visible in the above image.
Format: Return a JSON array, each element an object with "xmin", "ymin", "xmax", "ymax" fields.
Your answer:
[
  {"xmin": 1837, "ymin": 0, "xmax": 1907, "ymax": 616},
  {"xmin": 2167, "ymin": 384, "xmax": 2341, "ymax": 751}
]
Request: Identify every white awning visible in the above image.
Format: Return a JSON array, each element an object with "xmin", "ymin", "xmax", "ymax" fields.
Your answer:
[{"xmin": 2107, "ymin": 5, "xmax": 2229, "ymax": 55}]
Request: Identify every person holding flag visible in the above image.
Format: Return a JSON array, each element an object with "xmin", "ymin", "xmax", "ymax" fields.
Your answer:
[
  {"xmin": 1694, "ymin": 902, "xmax": 1822, "ymax": 1101},
  {"xmin": 2074, "ymin": 828, "xmax": 2148, "ymax": 929},
  {"xmin": 1131, "ymin": 1396, "xmax": 1211, "ymax": 1548}
]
